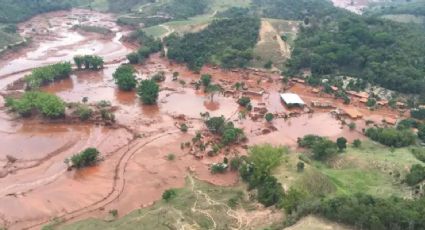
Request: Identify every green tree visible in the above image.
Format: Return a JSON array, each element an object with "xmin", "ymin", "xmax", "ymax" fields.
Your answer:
[
  {"xmin": 201, "ymin": 74, "xmax": 212, "ymax": 87},
  {"xmin": 265, "ymin": 113, "xmax": 274, "ymax": 122},
  {"xmin": 126, "ymin": 52, "xmax": 140, "ymax": 64},
  {"xmin": 162, "ymin": 189, "xmax": 177, "ymax": 202},
  {"xmin": 352, "ymin": 139, "xmax": 362, "ymax": 148},
  {"xmin": 71, "ymin": 148, "xmax": 100, "ymax": 169},
  {"xmin": 113, "ymin": 64, "xmax": 137, "ymax": 91},
  {"xmin": 336, "ymin": 137, "xmax": 347, "ymax": 152},
  {"xmin": 312, "ymin": 139, "xmax": 338, "ymax": 161},
  {"xmin": 206, "ymin": 84, "xmax": 222, "ymax": 102},
  {"xmin": 137, "ymin": 79, "xmax": 159, "ymax": 105}
]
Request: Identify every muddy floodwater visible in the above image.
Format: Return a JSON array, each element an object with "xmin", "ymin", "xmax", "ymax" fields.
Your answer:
[{"xmin": 0, "ymin": 8, "xmax": 404, "ymax": 230}]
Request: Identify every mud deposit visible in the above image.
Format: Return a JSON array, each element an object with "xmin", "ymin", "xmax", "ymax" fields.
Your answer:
[{"xmin": 0, "ymin": 8, "xmax": 405, "ymax": 230}]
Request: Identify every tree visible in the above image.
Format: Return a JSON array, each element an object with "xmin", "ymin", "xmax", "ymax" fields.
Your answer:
[
  {"xmin": 367, "ymin": 98, "xmax": 377, "ymax": 107},
  {"xmin": 113, "ymin": 64, "xmax": 137, "ymax": 91},
  {"xmin": 162, "ymin": 189, "xmax": 177, "ymax": 202},
  {"xmin": 126, "ymin": 52, "xmax": 140, "ymax": 64},
  {"xmin": 172, "ymin": 71, "xmax": 179, "ymax": 81},
  {"xmin": 405, "ymin": 164, "xmax": 425, "ymax": 186},
  {"xmin": 352, "ymin": 139, "xmax": 362, "ymax": 148},
  {"xmin": 238, "ymin": 97, "xmax": 251, "ymax": 107},
  {"xmin": 296, "ymin": 162, "xmax": 305, "ymax": 172},
  {"xmin": 70, "ymin": 148, "xmax": 100, "ymax": 169},
  {"xmin": 265, "ymin": 113, "xmax": 274, "ymax": 122},
  {"xmin": 336, "ymin": 137, "xmax": 347, "ymax": 152},
  {"xmin": 264, "ymin": 60, "xmax": 273, "ymax": 69},
  {"xmin": 312, "ymin": 139, "xmax": 338, "ymax": 161},
  {"xmin": 201, "ymin": 74, "xmax": 212, "ymax": 87},
  {"xmin": 206, "ymin": 84, "xmax": 222, "ymax": 102},
  {"xmin": 73, "ymin": 55, "xmax": 83, "ymax": 69},
  {"xmin": 418, "ymin": 124, "xmax": 425, "ymax": 142},
  {"xmin": 137, "ymin": 79, "xmax": 159, "ymax": 105}
]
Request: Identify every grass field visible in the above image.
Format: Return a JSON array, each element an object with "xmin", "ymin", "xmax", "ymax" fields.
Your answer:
[
  {"xmin": 274, "ymin": 140, "xmax": 422, "ymax": 199},
  {"xmin": 53, "ymin": 176, "xmax": 282, "ymax": 230},
  {"xmin": 0, "ymin": 25, "xmax": 23, "ymax": 53},
  {"xmin": 251, "ymin": 18, "xmax": 300, "ymax": 70}
]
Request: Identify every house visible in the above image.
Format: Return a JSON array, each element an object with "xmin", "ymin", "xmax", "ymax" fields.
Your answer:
[
  {"xmin": 331, "ymin": 86, "xmax": 338, "ymax": 92},
  {"xmin": 377, "ymin": 100, "xmax": 388, "ymax": 106},
  {"xmin": 342, "ymin": 108, "xmax": 363, "ymax": 119},
  {"xmin": 384, "ymin": 117, "xmax": 398, "ymax": 125},
  {"xmin": 280, "ymin": 93, "xmax": 305, "ymax": 107},
  {"xmin": 359, "ymin": 98, "xmax": 368, "ymax": 103}
]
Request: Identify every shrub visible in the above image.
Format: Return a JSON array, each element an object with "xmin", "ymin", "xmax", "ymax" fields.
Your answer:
[
  {"xmin": 113, "ymin": 64, "xmax": 137, "ymax": 91},
  {"xmin": 237, "ymin": 96, "xmax": 251, "ymax": 107},
  {"xmin": 312, "ymin": 139, "xmax": 338, "ymax": 161},
  {"xmin": 162, "ymin": 189, "xmax": 177, "ymax": 202},
  {"xmin": 265, "ymin": 113, "xmax": 274, "ymax": 122},
  {"xmin": 405, "ymin": 164, "xmax": 425, "ymax": 186},
  {"xmin": 411, "ymin": 148, "xmax": 425, "ymax": 163},
  {"xmin": 167, "ymin": 153, "xmax": 176, "ymax": 161},
  {"xmin": 74, "ymin": 55, "xmax": 104, "ymax": 70},
  {"xmin": 126, "ymin": 52, "xmax": 140, "ymax": 64},
  {"xmin": 137, "ymin": 79, "xmax": 159, "ymax": 104},
  {"xmin": 151, "ymin": 72, "xmax": 166, "ymax": 82},
  {"xmin": 201, "ymin": 74, "xmax": 212, "ymax": 87},
  {"xmin": 211, "ymin": 163, "xmax": 227, "ymax": 174},
  {"xmin": 365, "ymin": 127, "xmax": 416, "ymax": 147},
  {"xmin": 348, "ymin": 122, "xmax": 356, "ymax": 130},
  {"xmin": 264, "ymin": 60, "xmax": 273, "ymax": 69},
  {"xmin": 411, "ymin": 108, "xmax": 425, "ymax": 120},
  {"xmin": 296, "ymin": 162, "xmax": 305, "ymax": 172},
  {"xmin": 230, "ymin": 157, "xmax": 242, "ymax": 171},
  {"xmin": 297, "ymin": 135, "xmax": 325, "ymax": 148},
  {"xmin": 25, "ymin": 62, "xmax": 72, "ymax": 89},
  {"xmin": 352, "ymin": 139, "xmax": 362, "ymax": 148},
  {"xmin": 180, "ymin": 123, "xmax": 188, "ymax": 132},
  {"xmin": 71, "ymin": 148, "xmax": 100, "ymax": 168},
  {"xmin": 336, "ymin": 137, "xmax": 347, "ymax": 152},
  {"xmin": 76, "ymin": 104, "xmax": 92, "ymax": 121},
  {"xmin": 280, "ymin": 188, "xmax": 307, "ymax": 214},
  {"xmin": 6, "ymin": 92, "xmax": 65, "ymax": 119},
  {"xmin": 366, "ymin": 98, "xmax": 376, "ymax": 107},
  {"xmin": 222, "ymin": 127, "xmax": 244, "ymax": 145},
  {"xmin": 418, "ymin": 124, "xmax": 425, "ymax": 142}
]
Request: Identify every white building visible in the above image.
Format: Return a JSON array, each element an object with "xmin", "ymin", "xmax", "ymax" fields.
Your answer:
[{"xmin": 280, "ymin": 93, "xmax": 305, "ymax": 107}]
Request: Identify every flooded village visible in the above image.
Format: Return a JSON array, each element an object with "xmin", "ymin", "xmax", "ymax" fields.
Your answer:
[{"xmin": 0, "ymin": 7, "xmax": 417, "ymax": 230}]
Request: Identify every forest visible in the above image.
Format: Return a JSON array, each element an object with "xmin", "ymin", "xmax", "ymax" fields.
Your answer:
[
  {"xmin": 287, "ymin": 14, "xmax": 425, "ymax": 94},
  {"xmin": 166, "ymin": 17, "xmax": 260, "ymax": 71},
  {"xmin": 0, "ymin": 0, "xmax": 72, "ymax": 23}
]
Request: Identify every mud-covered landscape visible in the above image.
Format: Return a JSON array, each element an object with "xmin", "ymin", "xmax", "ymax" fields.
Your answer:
[{"xmin": 1, "ymin": 0, "xmax": 425, "ymax": 230}]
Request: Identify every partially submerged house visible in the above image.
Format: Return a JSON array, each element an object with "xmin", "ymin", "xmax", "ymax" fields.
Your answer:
[
  {"xmin": 280, "ymin": 93, "xmax": 305, "ymax": 108},
  {"xmin": 341, "ymin": 107, "xmax": 363, "ymax": 119}
]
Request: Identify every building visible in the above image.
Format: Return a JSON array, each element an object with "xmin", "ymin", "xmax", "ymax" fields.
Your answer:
[
  {"xmin": 342, "ymin": 108, "xmax": 363, "ymax": 119},
  {"xmin": 280, "ymin": 93, "xmax": 305, "ymax": 107}
]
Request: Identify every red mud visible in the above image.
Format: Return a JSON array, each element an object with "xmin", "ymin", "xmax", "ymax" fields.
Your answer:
[{"xmin": 0, "ymin": 9, "xmax": 407, "ymax": 230}]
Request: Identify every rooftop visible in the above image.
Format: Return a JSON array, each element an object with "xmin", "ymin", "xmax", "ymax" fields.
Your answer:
[{"xmin": 280, "ymin": 93, "xmax": 305, "ymax": 105}]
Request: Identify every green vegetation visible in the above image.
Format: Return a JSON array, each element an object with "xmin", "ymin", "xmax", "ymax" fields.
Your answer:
[
  {"xmin": 6, "ymin": 91, "xmax": 65, "ymax": 118},
  {"xmin": 336, "ymin": 137, "xmax": 347, "ymax": 152},
  {"xmin": 75, "ymin": 104, "xmax": 93, "ymax": 121},
  {"xmin": 252, "ymin": 0, "xmax": 339, "ymax": 20},
  {"xmin": 126, "ymin": 30, "xmax": 162, "ymax": 64},
  {"xmin": 73, "ymin": 25, "xmax": 112, "ymax": 35},
  {"xmin": 73, "ymin": 55, "xmax": 104, "ymax": 70},
  {"xmin": 162, "ymin": 189, "xmax": 177, "ymax": 202},
  {"xmin": 287, "ymin": 13, "xmax": 425, "ymax": 94},
  {"xmin": 405, "ymin": 164, "xmax": 425, "ymax": 186},
  {"xmin": 113, "ymin": 64, "xmax": 137, "ymax": 91},
  {"xmin": 205, "ymin": 116, "xmax": 245, "ymax": 145},
  {"xmin": 0, "ymin": 0, "xmax": 71, "ymax": 23},
  {"xmin": 297, "ymin": 135, "xmax": 339, "ymax": 161},
  {"xmin": 239, "ymin": 144, "xmax": 287, "ymax": 207},
  {"xmin": 137, "ymin": 79, "xmax": 159, "ymax": 105},
  {"xmin": 411, "ymin": 108, "xmax": 425, "ymax": 120},
  {"xmin": 265, "ymin": 113, "xmax": 274, "ymax": 122},
  {"xmin": 70, "ymin": 148, "xmax": 100, "ymax": 169},
  {"xmin": 237, "ymin": 96, "xmax": 251, "ymax": 107},
  {"xmin": 166, "ymin": 17, "xmax": 260, "ymax": 71},
  {"xmin": 365, "ymin": 127, "xmax": 416, "ymax": 147},
  {"xmin": 25, "ymin": 62, "xmax": 72, "ymax": 89},
  {"xmin": 316, "ymin": 193, "xmax": 425, "ymax": 230},
  {"xmin": 59, "ymin": 177, "xmax": 271, "ymax": 230}
]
